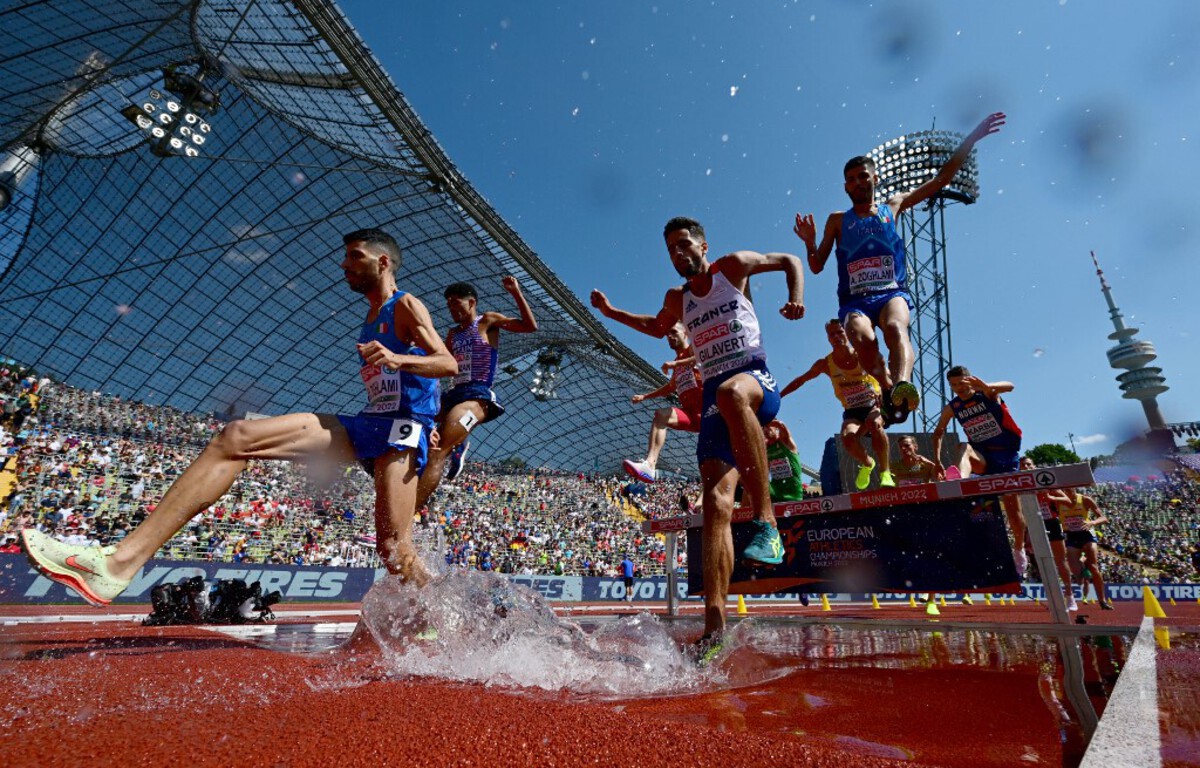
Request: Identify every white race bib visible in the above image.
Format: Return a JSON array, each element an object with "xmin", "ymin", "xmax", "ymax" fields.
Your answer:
[
  {"xmin": 387, "ymin": 417, "xmax": 423, "ymax": 449},
  {"xmin": 846, "ymin": 254, "xmax": 898, "ymax": 295}
]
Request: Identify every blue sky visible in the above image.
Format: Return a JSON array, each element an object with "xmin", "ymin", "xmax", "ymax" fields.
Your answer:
[{"xmin": 341, "ymin": 0, "xmax": 1199, "ymax": 467}]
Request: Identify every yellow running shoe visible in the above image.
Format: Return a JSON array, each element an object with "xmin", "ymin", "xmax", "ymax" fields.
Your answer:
[
  {"xmin": 855, "ymin": 459, "xmax": 875, "ymax": 490},
  {"xmin": 21, "ymin": 529, "xmax": 129, "ymax": 607}
]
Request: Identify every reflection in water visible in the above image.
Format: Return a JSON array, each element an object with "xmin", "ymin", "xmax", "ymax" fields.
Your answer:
[{"xmin": 242, "ymin": 572, "xmax": 1141, "ymax": 767}]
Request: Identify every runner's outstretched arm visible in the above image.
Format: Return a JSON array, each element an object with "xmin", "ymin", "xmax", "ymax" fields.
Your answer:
[
  {"xmin": 895, "ymin": 112, "xmax": 1005, "ymax": 214},
  {"xmin": 590, "ymin": 288, "xmax": 679, "ymax": 338},
  {"xmin": 780, "ymin": 358, "xmax": 826, "ymax": 398},
  {"xmin": 795, "ymin": 212, "xmax": 839, "ymax": 275}
]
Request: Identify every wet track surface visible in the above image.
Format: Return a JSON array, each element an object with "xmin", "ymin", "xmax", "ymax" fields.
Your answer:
[{"xmin": 3, "ymin": 596, "xmax": 1198, "ymax": 767}]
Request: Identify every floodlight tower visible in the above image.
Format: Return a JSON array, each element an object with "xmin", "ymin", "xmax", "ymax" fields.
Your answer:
[
  {"xmin": 1090, "ymin": 251, "xmax": 1169, "ymax": 430},
  {"xmin": 867, "ymin": 130, "xmax": 980, "ymax": 432}
]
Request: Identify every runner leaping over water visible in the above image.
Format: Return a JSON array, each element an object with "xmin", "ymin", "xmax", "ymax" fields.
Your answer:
[
  {"xmin": 415, "ymin": 276, "xmax": 538, "ymax": 513},
  {"xmin": 931, "ymin": 365, "xmax": 1029, "ymax": 575},
  {"xmin": 590, "ymin": 216, "xmax": 805, "ymax": 644},
  {"xmin": 780, "ymin": 319, "xmax": 893, "ymax": 490},
  {"xmin": 22, "ymin": 228, "xmax": 457, "ymax": 604},
  {"xmin": 622, "ymin": 323, "xmax": 701, "ymax": 484},
  {"xmin": 794, "ymin": 113, "xmax": 1005, "ymax": 424}
]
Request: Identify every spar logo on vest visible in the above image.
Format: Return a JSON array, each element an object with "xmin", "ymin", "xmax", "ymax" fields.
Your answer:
[{"xmin": 693, "ymin": 317, "xmax": 742, "ymax": 348}]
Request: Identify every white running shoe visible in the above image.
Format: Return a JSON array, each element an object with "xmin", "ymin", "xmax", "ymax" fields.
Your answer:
[
  {"xmin": 21, "ymin": 529, "xmax": 129, "ymax": 607},
  {"xmin": 1067, "ymin": 596, "xmax": 1079, "ymax": 612},
  {"xmin": 622, "ymin": 459, "xmax": 657, "ymax": 483},
  {"xmin": 1013, "ymin": 548, "xmax": 1029, "ymax": 578}
]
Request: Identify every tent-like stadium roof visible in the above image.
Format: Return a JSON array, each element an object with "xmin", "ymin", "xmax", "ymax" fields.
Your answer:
[{"xmin": 0, "ymin": 0, "xmax": 696, "ymax": 474}]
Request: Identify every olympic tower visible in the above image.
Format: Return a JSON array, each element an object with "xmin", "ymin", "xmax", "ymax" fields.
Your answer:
[{"xmin": 1090, "ymin": 251, "xmax": 1169, "ymax": 431}]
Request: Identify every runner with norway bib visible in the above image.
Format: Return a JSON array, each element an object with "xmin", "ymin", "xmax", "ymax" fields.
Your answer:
[{"xmin": 931, "ymin": 365, "xmax": 1030, "ymax": 575}]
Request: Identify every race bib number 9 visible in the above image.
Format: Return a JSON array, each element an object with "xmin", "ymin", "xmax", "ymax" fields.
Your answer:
[{"xmin": 387, "ymin": 418, "xmax": 423, "ymax": 449}]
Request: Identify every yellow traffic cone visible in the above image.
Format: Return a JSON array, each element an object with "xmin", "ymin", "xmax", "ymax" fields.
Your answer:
[
  {"xmin": 909, "ymin": 594, "xmax": 917, "ymax": 608},
  {"xmin": 737, "ymin": 594, "xmax": 748, "ymax": 616},
  {"xmin": 925, "ymin": 599, "xmax": 940, "ymax": 617},
  {"xmin": 821, "ymin": 594, "xmax": 832, "ymax": 612},
  {"xmin": 984, "ymin": 593, "xmax": 992, "ymax": 606},
  {"xmin": 938, "ymin": 594, "xmax": 947, "ymax": 607},
  {"xmin": 1143, "ymin": 587, "xmax": 1168, "ymax": 619},
  {"xmin": 871, "ymin": 594, "xmax": 881, "ymax": 610},
  {"xmin": 1169, "ymin": 597, "xmax": 1177, "ymax": 607}
]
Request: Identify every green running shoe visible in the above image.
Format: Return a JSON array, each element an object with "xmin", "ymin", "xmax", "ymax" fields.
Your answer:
[
  {"xmin": 892, "ymin": 380, "xmax": 920, "ymax": 410},
  {"xmin": 689, "ymin": 633, "xmax": 726, "ymax": 667},
  {"xmin": 741, "ymin": 520, "xmax": 784, "ymax": 565}
]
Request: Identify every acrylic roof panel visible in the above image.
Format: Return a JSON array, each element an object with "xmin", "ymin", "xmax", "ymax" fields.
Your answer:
[{"xmin": 0, "ymin": 0, "xmax": 695, "ymax": 474}]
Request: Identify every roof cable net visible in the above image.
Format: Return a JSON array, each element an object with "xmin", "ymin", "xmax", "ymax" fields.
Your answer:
[{"xmin": 0, "ymin": 0, "xmax": 696, "ymax": 474}]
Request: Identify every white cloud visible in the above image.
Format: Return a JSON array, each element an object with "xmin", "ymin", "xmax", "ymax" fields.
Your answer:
[{"xmin": 1074, "ymin": 433, "xmax": 1108, "ymax": 446}]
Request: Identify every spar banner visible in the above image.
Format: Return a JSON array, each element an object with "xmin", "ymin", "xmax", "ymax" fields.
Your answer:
[{"xmin": 686, "ymin": 495, "xmax": 1021, "ymax": 596}]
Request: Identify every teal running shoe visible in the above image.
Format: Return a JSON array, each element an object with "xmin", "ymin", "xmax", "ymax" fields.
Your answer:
[{"xmin": 741, "ymin": 520, "xmax": 784, "ymax": 566}]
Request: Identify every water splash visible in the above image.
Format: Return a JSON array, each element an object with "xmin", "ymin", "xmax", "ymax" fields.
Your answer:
[{"xmin": 360, "ymin": 570, "xmax": 707, "ymax": 697}]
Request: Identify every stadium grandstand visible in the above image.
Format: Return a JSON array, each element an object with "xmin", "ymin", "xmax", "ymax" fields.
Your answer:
[{"xmin": 0, "ymin": 0, "xmax": 696, "ymax": 475}]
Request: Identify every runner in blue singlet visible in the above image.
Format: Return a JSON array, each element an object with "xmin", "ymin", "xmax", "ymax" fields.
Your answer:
[
  {"xmin": 414, "ymin": 276, "xmax": 538, "ymax": 512},
  {"xmin": 21, "ymin": 228, "xmax": 457, "ymax": 607},
  {"xmin": 590, "ymin": 216, "xmax": 805, "ymax": 648},
  {"xmin": 931, "ymin": 364, "xmax": 1030, "ymax": 575},
  {"xmin": 794, "ymin": 112, "xmax": 1005, "ymax": 425}
]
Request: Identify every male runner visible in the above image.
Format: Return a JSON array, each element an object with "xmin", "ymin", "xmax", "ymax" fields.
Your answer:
[
  {"xmin": 1020, "ymin": 457, "xmax": 1078, "ymax": 611},
  {"xmin": 780, "ymin": 319, "xmax": 893, "ymax": 490},
  {"xmin": 931, "ymin": 366, "xmax": 1027, "ymax": 573},
  {"xmin": 794, "ymin": 113, "xmax": 1005, "ymax": 423},
  {"xmin": 622, "ymin": 323, "xmax": 701, "ymax": 483},
  {"xmin": 22, "ymin": 228, "xmax": 457, "ymax": 604},
  {"xmin": 1059, "ymin": 490, "xmax": 1114, "ymax": 610},
  {"xmin": 892, "ymin": 435, "xmax": 939, "ymax": 485},
  {"xmin": 590, "ymin": 216, "xmax": 804, "ymax": 645},
  {"xmin": 416, "ymin": 277, "xmax": 537, "ymax": 510},
  {"xmin": 764, "ymin": 420, "xmax": 805, "ymax": 502}
]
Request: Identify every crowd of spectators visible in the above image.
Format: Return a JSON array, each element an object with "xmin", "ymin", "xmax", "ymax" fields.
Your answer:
[
  {"xmin": 1, "ymin": 373, "xmax": 692, "ymax": 577},
  {"xmin": 1090, "ymin": 472, "xmax": 1200, "ymax": 583},
  {"xmin": 5, "ymin": 364, "xmax": 1200, "ymax": 587}
]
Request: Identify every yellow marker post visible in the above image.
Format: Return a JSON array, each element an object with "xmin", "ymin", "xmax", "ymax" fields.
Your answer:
[
  {"xmin": 737, "ymin": 594, "xmax": 748, "ymax": 616},
  {"xmin": 1143, "ymin": 586, "xmax": 1168, "ymax": 619},
  {"xmin": 871, "ymin": 594, "xmax": 881, "ymax": 610},
  {"xmin": 1155, "ymin": 626, "xmax": 1171, "ymax": 650},
  {"xmin": 984, "ymin": 594, "xmax": 992, "ymax": 606},
  {"xmin": 938, "ymin": 594, "xmax": 947, "ymax": 607},
  {"xmin": 909, "ymin": 594, "xmax": 917, "ymax": 608},
  {"xmin": 821, "ymin": 594, "xmax": 832, "ymax": 612}
]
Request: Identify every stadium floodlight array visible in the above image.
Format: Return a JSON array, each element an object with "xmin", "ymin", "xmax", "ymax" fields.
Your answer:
[
  {"xmin": 867, "ymin": 130, "xmax": 980, "ymax": 205},
  {"xmin": 530, "ymin": 348, "xmax": 564, "ymax": 401},
  {"xmin": 119, "ymin": 67, "xmax": 219, "ymax": 158}
]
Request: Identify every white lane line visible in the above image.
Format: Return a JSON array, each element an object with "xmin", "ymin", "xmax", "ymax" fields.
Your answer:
[{"xmin": 1080, "ymin": 616, "xmax": 1162, "ymax": 768}]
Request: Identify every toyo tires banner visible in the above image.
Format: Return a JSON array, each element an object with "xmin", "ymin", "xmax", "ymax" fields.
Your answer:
[{"xmin": 2, "ymin": 553, "xmax": 1196, "ymax": 605}]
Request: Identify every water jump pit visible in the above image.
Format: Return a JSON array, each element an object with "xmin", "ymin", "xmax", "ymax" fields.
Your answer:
[{"xmin": 5, "ymin": 570, "xmax": 1199, "ymax": 768}]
